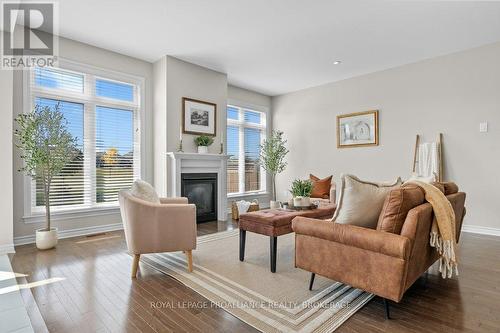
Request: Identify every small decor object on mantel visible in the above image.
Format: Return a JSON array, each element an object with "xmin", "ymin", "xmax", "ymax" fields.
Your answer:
[
  {"xmin": 15, "ymin": 103, "xmax": 78, "ymax": 250},
  {"xmin": 183, "ymin": 97, "xmax": 217, "ymax": 136},
  {"xmin": 194, "ymin": 135, "xmax": 214, "ymax": 154},
  {"xmin": 337, "ymin": 110, "xmax": 379, "ymax": 148},
  {"xmin": 290, "ymin": 179, "xmax": 313, "ymax": 207}
]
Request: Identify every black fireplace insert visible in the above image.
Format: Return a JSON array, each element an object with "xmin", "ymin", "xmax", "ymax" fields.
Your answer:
[{"xmin": 181, "ymin": 173, "xmax": 218, "ymax": 223}]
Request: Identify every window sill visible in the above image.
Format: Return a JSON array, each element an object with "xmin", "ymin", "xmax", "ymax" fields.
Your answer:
[
  {"xmin": 23, "ymin": 206, "xmax": 121, "ymax": 224},
  {"xmin": 227, "ymin": 192, "xmax": 270, "ymax": 200}
]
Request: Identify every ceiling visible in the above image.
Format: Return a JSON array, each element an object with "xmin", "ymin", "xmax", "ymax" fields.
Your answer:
[{"xmin": 55, "ymin": 0, "xmax": 500, "ymax": 96}]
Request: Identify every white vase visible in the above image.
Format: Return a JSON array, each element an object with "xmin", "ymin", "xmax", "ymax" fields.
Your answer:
[
  {"xmin": 197, "ymin": 146, "xmax": 208, "ymax": 154},
  {"xmin": 302, "ymin": 197, "xmax": 311, "ymax": 207},
  {"xmin": 293, "ymin": 196, "xmax": 303, "ymax": 207},
  {"xmin": 36, "ymin": 227, "xmax": 58, "ymax": 250}
]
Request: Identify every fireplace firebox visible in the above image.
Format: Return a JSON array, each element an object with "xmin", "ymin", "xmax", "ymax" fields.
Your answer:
[{"xmin": 181, "ymin": 173, "xmax": 218, "ymax": 223}]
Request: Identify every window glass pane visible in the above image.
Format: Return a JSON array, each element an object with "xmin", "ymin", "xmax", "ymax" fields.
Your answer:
[
  {"xmin": 227, "ymin": 106, "xmax": 239, "ymax": 120},
  {"xmin": 34, "ymin": 98, "xmax": 84, "ymax": 207},
  {"xmin": 227, "ymin": 125, "xmax": 239, "ymax": 194},
  {"xmin": 96, "ymin": 106, "xmax": 135, "ymax": 203},
  {"xmin": 34, "ymin": 67, "xmax": 84, "ymax": 93},
  {"xmin": 244, "ymin": 128, "xmax": 261, "ymax": 192},
  {"xmin": 244, "ymin": 110, "xmax": 261, "ymax": 124},
  {"xmin": 96, "ymin": 79, "xmax": 134, "ymax": 102}
]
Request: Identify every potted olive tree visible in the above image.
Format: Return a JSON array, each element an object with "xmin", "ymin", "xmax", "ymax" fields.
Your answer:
[
  {"xmin": 259, "ymin": 130, "xmax": 289, "ymax": 208},
  {"xmin": 194, "ymin": 135, "xmax": 214, "ymax": 154},
  {"xmin": 15, "ymin": 103, "xmax": 78, "ymax": 250},
  {"xmin": 290, "ymin": 179, "xmax": 313, "ymax": 207}
]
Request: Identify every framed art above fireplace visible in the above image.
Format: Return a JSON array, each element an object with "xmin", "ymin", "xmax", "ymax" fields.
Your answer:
[{"xmin": 182, "ymin": 97, "xmax": 217, "ymax": 136}]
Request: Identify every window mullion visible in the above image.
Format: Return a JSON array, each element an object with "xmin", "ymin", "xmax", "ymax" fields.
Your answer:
[
  {"xmin": 238, "ymin": 108, "xmax": 245, "ymax": 193},
  {"xmin": 84, "ymin": 74, "xmax": 97, "ymax": 206}
]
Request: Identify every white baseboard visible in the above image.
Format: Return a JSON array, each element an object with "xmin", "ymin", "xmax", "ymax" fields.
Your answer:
[
  {"xmin": 14, "ymin": 223, "xmax": 124, "ymax": 246},
  {"xmin": 462, "ymin": 225, "xmax": 500, "ymax": 237},
  {"xmin": 0, "ymin": 244, "xmax": 15, "ymax": 254}
]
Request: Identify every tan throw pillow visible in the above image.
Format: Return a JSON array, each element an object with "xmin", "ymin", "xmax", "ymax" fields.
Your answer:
[
  {"xmin": 131, "ymin": 180, "xmax": 160, "ymax": 204},
  {"xmin": 332, "ymin": 174, "xmax": 402, "ymax": 229},
  {"xmin": 310, "ymin": 174, "xmax": 332, "ymax": 199}
]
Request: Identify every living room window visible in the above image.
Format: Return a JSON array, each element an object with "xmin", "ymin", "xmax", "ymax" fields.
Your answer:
[
  {"xmin": 227, "ymin": 105, "xmax": 266, "ymax": 195},
  {"xmin": 24, "ymin": 63, "xmax": 142, "ymax": 218}
]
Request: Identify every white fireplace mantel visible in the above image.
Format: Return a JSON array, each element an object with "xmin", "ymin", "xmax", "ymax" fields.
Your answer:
[{"xmin": 166, "ymin": 152, "xmax": 230, "ymax": 221}]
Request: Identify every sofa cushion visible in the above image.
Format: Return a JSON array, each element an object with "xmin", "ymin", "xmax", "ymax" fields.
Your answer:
[
  {"xmin": 131, "ymin": 180, "xmax": 160, "ymax": 203},
  {"xmin": 377, "ymin": 185, "xmax": 425, "ymax": 234},
  {"xmin": 442, "ymin": 182, "xmax": 459, "ymax": 195},
  {"xmin": 310, "ymin": 174, "xmax": 332, "ymax": 199},
  {"xmin": 332, "ymin": 174, "xmax": 402, "ymax": 229}
]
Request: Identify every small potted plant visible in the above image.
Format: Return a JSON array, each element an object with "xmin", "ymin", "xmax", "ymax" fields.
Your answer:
[
  {"xmin": 15, "ymin": 103, "xmax": 78, "ymax": 250},
  {"xmin": 290, "ymin": 179, "xmax": 313, "ymax": 207},
  {"xmin": 194, "ymin": 135, "xmax": 214, "ymax": 154}
]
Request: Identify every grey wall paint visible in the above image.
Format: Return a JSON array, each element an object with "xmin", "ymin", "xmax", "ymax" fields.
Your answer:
[
  {"xmin": 153, "ymin": 56, "xmax": 228, "ymax": 196},
  {"xmin": 272, "ymin": 42, "xmax": 500, "ymax": 230},
  {"xmin": 228, "ymin": 85, "xmax": 272, "ymax": 109},
  {"xmin": 13, "ymin": 37, "xmax": 154, "ymax": 239},
  {"xmin": 0, "ymin": 70, "xmax": 14, "ymax": 252}
]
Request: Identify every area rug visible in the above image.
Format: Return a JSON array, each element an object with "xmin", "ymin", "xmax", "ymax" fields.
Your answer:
[{"xmin": 140, "ymin": 229, "xmax": 373, "ymax": 333}]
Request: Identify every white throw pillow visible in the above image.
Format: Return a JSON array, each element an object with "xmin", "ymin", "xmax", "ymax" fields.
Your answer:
[
  {"xmin": 332, "ymin": 174, "xmax": 402, "ymax": 228},
  {"xmin": 131, "ymin": 180, "xmax": 160, "ymax": 204}
]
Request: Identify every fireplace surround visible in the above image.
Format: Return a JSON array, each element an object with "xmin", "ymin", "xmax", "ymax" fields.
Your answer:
[{"xmin": 166, "ymin": 152, "xmax": 229, "ymax": 221}]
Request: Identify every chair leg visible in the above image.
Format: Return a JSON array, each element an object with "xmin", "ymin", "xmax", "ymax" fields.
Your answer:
[
  {"xmin": 185, "ymin": 250, "xmax": 193, "ymax": 272},
  {"xmin": 309, "ymin": 273, "xmax": 315, "ymax": 291},
  {"xmin": 383, "ymin": 298, "xmax": 391, "ymax": 319},
  {"xmin": 131, "ymin": 254, "xmax": 140, "ymax": 278}
]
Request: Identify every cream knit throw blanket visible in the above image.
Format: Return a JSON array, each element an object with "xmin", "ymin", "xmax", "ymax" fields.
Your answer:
[{"xmin": 406, "ymin": 181, "xmax": 458, "ymax": 278}]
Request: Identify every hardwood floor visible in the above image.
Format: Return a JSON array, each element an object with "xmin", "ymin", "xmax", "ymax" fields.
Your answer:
[{"xmin": 10, "ymin": 221, "xmax": 500, "ymax": 333}]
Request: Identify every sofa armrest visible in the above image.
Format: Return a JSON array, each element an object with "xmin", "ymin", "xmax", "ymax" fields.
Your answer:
[
  {"xmin": 160, "ymin": 197, "xmax": 189, "ymax": 204},
  {"xmin": 292, "ymin": 217, "xmax": 411, "ymax": 259}
]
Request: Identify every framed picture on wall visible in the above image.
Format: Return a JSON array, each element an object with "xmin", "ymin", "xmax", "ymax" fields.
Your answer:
[
  {"xmin": 337, "ymin": 110, "xmax": 379, "ymax": 148},
  {"xmin": 182, "ymin": 97, "xmax": 217, "ymax": 136}
]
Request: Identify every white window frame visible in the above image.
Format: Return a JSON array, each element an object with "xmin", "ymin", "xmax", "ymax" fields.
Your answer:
[
  {"xmin": 22, "ymin": 59, "xmax": 145, "ymax": 223},
  {"xmin": 226, "ymin": 101, "xmax": 269, "ymax": 197}
]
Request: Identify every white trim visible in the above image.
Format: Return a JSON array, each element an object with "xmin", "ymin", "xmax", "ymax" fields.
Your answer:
[
  {"xmin": 462, "ymin": 225, "xmax": 500, "ymax": 237},
  {"xmin": 0, "ymin": 244, "xmax": 15, "ymax": 254},
  {"xmin": 22, "ymin": 58, "xmax": 145, "ymax": 218},
  {"xmin": 14, "ymin": 222, "xmax": 124, "ymax": 246},
  {"xmin": 226, "ymin": 103, "xmax": 268, "ymax": 195},
  {"xmin": 23, "ymin": 206, "xmax": 120, "ymax": 224}
]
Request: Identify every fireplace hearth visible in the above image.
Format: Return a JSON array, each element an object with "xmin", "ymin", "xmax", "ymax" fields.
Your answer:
[{"xmin": 181, "ymin": 173, "xmax": 218, "ymax": 223}]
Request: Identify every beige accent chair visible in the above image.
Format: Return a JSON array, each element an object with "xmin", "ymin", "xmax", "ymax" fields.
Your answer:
[{"xmin": 119, "ymin": 190, "xmax": 197, "ymax": 278}]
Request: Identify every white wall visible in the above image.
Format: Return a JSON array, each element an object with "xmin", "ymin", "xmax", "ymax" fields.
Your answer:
[
  {"xmin": 0, "ymin": 70, "xmax": 14, "ymax": 253},
  {"xmin": 153, "ymin": 56, "xmax": 228, "ymax": 196},
  {"xmin": 13, "ymin": 37, "xmax": 154, "ymax": 241},
  {"xmin": 272, "ymin": 42, "xmax": 500, "ymax": 231}
]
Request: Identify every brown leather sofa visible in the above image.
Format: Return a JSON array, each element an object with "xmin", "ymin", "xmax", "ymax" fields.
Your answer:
[{"xmin": 291, "ymin": 182, "xmax": 466, "ymax": 318}]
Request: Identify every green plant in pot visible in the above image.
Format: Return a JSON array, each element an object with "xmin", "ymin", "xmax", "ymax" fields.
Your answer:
[
  {"xmin": 259, "ymin": 130, "xmax": 289, "ymax": 208},
  {"xmin": 290, "ymin": 179, "xmax": 313, "ymax": 207},
  {"xmin": 194, "ymin": 135, "xmax": 214, "ymax": 154},
  {"xmin": 15, "ymin": 103, "xmax": 78, "ymax": 250}
]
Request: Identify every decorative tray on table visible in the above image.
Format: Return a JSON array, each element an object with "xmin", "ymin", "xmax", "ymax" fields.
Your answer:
[{"xmin": 282, "ymin": 203, "xmax": 318, "ymax": 211}]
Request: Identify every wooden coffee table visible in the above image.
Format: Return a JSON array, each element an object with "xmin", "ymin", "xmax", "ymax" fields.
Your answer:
[{"xmin": 238, "ymin": 204, "xmax": 336, "ymax": 273}]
